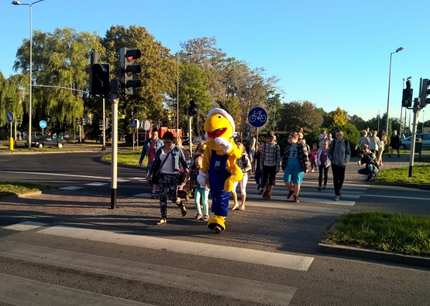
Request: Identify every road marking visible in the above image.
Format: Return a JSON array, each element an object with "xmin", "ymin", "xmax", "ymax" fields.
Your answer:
[
  {"xmin": 85, "ymin": 182, "xmax": 108, "ymax": 187},
  {"xmin": 0, "ymin": 170, "xmax": 130, "ymax": 183},
  {"xmin": 2, "ymin": 221, "xmax": 45, "ymax": 232},
  {"xmin": 0, "ymin": 243, "xmax": 296, "ymax": 305},
  {"xmin": 362, "ymin": 194, "xmax": 430, "ymax": 201},
  {"xmin": 39, "ymin": 225, "xmax": 314, "ymax": 271},
  {"xmin": 59, "ymin": 186, "xmax": 83, "ymax": 191},
  {"xmin": 246, "ymin": 194, "xmax": 356, "ymax": 206},
  {"xmin": 0, "ymin": 272, "xmax": 153, "ymax": 306},
  {"xmin": 134, "ymin": 192, "xmax": 152, "ymax": 198}
]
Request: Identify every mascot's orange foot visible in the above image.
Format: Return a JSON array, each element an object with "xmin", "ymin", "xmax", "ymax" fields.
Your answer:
[{"xmin": 208, "ymin": 215, "xmax": 226, "ymax": 234}]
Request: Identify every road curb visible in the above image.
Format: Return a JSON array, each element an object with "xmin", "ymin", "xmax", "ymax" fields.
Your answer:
[
  {"xmin": 318, "ymin": 242, "xmax": 430, "ymax": 268},
  {"xmin": 17, "ymin": 190, "xmax": 43, "ymax": 198},
  {"xmin": 373, "ymin": 181, "xmax": 430, "ymax": 190}
]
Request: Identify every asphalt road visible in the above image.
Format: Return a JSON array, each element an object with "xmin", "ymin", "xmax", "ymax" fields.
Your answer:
[{"xmin": 0, "ymin": 152, "xmax": 429, "ymax": 305}]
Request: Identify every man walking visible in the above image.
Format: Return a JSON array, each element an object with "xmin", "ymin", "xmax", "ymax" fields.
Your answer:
[
  {"xmin": 260, "ymin": 131, "xmax": 281, "ymax": 200},
  {"xmin": 329, "ymin": 130, "xmax": 351, "ymax": 201},
  {"xmin": 139, "ymin": 130, "xmax": 163, "ymax": 197}
]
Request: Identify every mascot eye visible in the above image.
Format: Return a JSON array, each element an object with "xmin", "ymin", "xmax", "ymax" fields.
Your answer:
[{"xmin": 218, "ymin": 115, "xmax": 222, "ymax": 119}]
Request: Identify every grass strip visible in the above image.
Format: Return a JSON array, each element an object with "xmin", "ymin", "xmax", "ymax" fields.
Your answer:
[
  {"xmin": 376, "ymin": 165, "xmax": 430, "ymax": 186},
  {"xmin": 102, "ymin": 151, "xmax": 146, "ymax": 168},
  {"xmin": 325, "ymin": 212, "xmax": 430, "ymax": 257},
  {"xmin": 0, "ymin": 182, "xmax": 42, "ymax": 197}
]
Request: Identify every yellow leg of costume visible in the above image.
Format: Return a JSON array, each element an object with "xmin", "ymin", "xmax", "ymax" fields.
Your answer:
[{"xmin": 208, "ymin": 215, "xmax": 226, "ymax": 233}]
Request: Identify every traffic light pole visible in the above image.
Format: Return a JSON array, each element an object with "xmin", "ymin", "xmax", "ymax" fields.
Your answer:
[
  {"xmin": 111, "ymin": 97, "xmax": 119, "ymax": 209},
  {"xmin": 408, "ymin": 102, "xmax": 420, "ymax": 177},
  {"xmin": 102, "ymin": 97, "xmax": 106, "ymax": 150}
]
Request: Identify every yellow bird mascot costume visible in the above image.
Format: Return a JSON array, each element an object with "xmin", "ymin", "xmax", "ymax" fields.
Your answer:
[{"xmin": 197, "ymin": 108, "xmax": 243, "ymax": 233}]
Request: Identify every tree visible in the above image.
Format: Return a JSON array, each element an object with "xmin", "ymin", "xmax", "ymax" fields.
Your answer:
[
  {"xmin": 328, "ymin": 107, "xmax": 348, "ymax": 128},
  {"xmin": 177, "ymin": 62, "xmax": 212, "ymax": 135},
  {"xmin": 277, "ymin": 101, "xmax": 323, "ymax": 134},
  {"xmin": 14, "ymin": 28, "xmax": 103, "ymax": 131},
  {"xmin": 103, "ymin": 25, "xmax": 176, "ymax": 122}
]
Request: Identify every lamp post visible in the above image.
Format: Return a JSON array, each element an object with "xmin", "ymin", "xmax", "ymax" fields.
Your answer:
[
  {"xmin": 385, "ymin": 47, "xmax": 404, "ymax": 135},
  {"xmin": 12, "ymin": 0, "xmax": 45, "ymax": 149}
]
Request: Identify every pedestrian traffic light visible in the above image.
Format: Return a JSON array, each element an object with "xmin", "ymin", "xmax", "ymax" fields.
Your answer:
[
  {"xmin": 420, "ymin": 79, "xmax": 430, "ymax": 107},
  {"xmin": 402, "ymin": 79, "xmax": 413, "ymax": 108},
  {"xmin": 119, "ymin": 47, "xmax": 142, "ymax": 96},
  {"xmin": 188, "ymin": 99, "xmax": 197, "ymax": 116},
  {"xmin": 90, "ymin": 64, "xmax": 110, "ymax": 96}
]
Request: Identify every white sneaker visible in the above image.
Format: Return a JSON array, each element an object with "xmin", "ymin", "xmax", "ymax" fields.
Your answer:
[{"xmin": 156, "ymin": 218, "xmax": 167, "ymax": 225}]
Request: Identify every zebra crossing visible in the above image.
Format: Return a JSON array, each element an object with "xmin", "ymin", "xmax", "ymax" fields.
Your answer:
[{"xmin": 0, "ymin": 221, "xmax": 313, "ymax": 305}]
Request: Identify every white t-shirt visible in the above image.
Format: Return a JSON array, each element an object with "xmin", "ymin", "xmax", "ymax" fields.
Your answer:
[{"xmin": 160, "ymin": 149, "xmax": 175, "ymax": 174}]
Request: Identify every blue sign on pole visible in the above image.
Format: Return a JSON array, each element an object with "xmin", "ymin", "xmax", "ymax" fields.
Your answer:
[
  {"xmin": 248, "ymin": 106, "xmax": 268, "ymax": 128},
  {"xmin": 39, "ymin": 120, "xmax": 47, "ymax": 129},
  {"xmin": 7, "ymin": 112, "xmax": 13, "ymax": 123}
]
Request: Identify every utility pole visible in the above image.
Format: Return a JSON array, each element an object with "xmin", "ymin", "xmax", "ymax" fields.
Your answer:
[{"xmin": 111, "ymin": 95, "xmax": 119, "ymax": 209}]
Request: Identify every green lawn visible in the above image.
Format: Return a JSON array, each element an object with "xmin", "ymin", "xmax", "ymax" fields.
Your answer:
[
  {"xmin": 324, "ymin": 212, "xmax": 430, "ymax": 257},
  {"xmin": 102, "ymin": 151, "xmax": 147, "ymax": 168},
  {"xmin": 0, "ymin": 182, "xmax": 42, "ymax": 197},
  {"xmin": 376, "ymin": 165, "xmax": 430, "ymax": 186}
]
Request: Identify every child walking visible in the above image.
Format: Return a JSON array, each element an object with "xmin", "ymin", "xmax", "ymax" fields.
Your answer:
[
  {"xmin": 309, "ymin": 143, "xmax": 318, "ymax": 172},
  {"xmin": 317, "ymin": 140, "xmax": 331, "ymax": 190},
  {"xmin": 191, "ymin": 143, "xmax": 209, "ymax": 221}
]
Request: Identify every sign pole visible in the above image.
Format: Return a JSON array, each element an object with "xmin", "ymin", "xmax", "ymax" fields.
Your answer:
[
  {"xmin": 9, "ymin": 122, "xmax": 14, "ymax": 152},
  {"xmin": 189, "ymin": 115, "xmax": 193, "ymax": 156},
  {"xmin": 111, "ymin": 97, "xmax": 119, "ymax": 209}
]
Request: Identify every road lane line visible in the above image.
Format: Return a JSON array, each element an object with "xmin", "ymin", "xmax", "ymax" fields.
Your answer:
[
  {"xmin": 0, "ymin": 243, "xmax": 296, "ymax": 305},
  {"xmin": 0, "ymin": 272, "xmax": 153, "ymax": 306},
  {"xmin": 38, "ymin": 225, "xmax": 314, "ymax": 271},
  {"xmin": 0, "ymin": 170, "xmax": 130, "ymax": 183},
  {"xmin": 85, "ymin": 182, "xmax": 108, "ymax": 187},
  {"xmin": 2, "ymin": 221, "xmax": 45, "ymax": 232},
  {"xmin": 362, "ymin": 194, "xmax": 430, "ymax": 201},
  {"xmin": 59, "ymin": 186, "xmax": 83, "ymax": 191}
]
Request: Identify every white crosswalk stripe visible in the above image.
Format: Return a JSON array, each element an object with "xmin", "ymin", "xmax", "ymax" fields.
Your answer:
[{"xmin": 0, "ymin": 222, "xmax": 310, "ymax": 305}]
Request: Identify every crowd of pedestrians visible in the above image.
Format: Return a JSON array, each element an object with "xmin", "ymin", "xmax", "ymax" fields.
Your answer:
[{"xmin": 140, "ymin": 126, "xmax": 401, "ymax": 225}]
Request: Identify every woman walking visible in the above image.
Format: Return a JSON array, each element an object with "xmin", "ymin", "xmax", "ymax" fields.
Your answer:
[
  {"xmin": 317, "ymin": 140, "xmax": 331, "ymax": 190},
  {"xmin": 151, "ymin": 131, "xmax": 189, "ymax": 225},
  {"xmin": 232, "ymin": 140, "xmax": 252, "ymax": 211},
  {"xmin": 282, "ymin": 132, "xmax": 309, "ymax": 203}
]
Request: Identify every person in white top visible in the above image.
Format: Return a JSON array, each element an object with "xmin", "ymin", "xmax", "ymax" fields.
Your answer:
[{"xmin": 150, "ymin": 131, "xmax": 189, "ymax": 225}]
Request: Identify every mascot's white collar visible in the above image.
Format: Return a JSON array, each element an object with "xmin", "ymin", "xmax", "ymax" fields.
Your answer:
[{"xmin": 207, "ymin": 108, "xmax": 235, "ymax": 133}]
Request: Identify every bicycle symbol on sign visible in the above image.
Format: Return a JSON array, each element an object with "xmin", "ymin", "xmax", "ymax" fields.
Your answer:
[{"xmin": 248, "ymin": 107, "xmax": 268, "ymax": 128}]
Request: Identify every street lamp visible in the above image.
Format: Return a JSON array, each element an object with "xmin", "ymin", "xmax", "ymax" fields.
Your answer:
[
  {"xmin": 12, "ymin": 0, "xmax": 46, "ymax": 149},
  {"xmin": 385, "ymin": 47, "xmax": 404, "ymax": 136}
]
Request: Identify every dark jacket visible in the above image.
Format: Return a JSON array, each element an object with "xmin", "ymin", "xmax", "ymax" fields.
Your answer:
[
  {"xmin": 151, "ymin": 145, "xmax": 188, "ymax": 175},
  {"xmin": 390, "ymin": 135, "xmax": 400, "ymax": 149},
  {"xmin": 329, "ymin": 139, "xmax": 351, "ymax": 166},
  {"xmin": 139, "ymin": 138, "xmax": 164, "ymax": 164},
  {"xmin": 281, "ymin": 143, "xmax": 309, "ymax": 171}
]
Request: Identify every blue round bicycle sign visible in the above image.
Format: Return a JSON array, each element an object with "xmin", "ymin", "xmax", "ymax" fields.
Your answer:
[{"xmin": 248, "ymin": 106, "xmax": 268, "ymax": 128}]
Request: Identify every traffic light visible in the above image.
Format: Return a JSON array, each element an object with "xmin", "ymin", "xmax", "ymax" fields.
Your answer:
[
  {"xmin": 402, "ymin": 79, "xmax": 413, "ymax": 108},
  {"xmin": 188, "ymin": 99, "xmax": 197, "ymax": 116},
  {"xmin": 421, "ymin": 79, "xmax": 430, "ymax": 107},
  {"xmin": 119, "ymin": 47, "xmax": 142, "ymax": 96},
  {"xmin": 90, "ymin": 64, "xmax": 110, "ymax": 96}
]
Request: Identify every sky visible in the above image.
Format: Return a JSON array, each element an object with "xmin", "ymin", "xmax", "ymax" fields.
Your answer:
[{"xmin": 0, "ymin": 0, "xmax": 429, "ymax": 121}]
